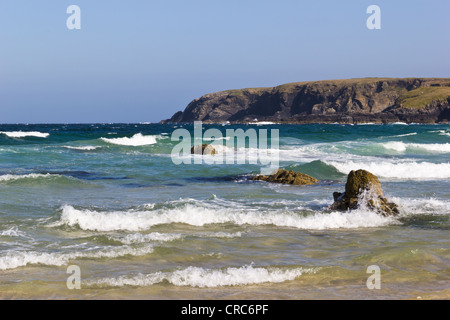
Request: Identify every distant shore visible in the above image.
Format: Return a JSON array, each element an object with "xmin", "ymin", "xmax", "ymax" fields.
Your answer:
[{"xmin": 161, "ymin": 78, "xmax": 450, "ymax": 125}]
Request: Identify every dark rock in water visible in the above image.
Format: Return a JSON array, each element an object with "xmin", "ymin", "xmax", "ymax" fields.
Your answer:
[
  {"xmin": 253, "ymin": 169, "xmax": 318, "ymax": 185},
  {"xmin": 191, "ymin": 144, "xmax": 216, "ymax": 155},
  {"xmin": 333, "ymin": 192, "xmax": 345, "ymax": 202},
  {"xmin": 330, "ymin": 169, "xmax": 399, "ymax": 216}
]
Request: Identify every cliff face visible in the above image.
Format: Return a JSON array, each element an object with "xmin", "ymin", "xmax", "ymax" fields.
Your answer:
[{"xmin": 162, "ymin": 78, "xmax": 450, "ymax": 124}]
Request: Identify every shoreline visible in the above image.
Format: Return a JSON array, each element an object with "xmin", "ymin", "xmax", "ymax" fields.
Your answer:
[
  {"xmin": 162, "ymin": 78, "xmax": 450, "ymax": 125},
  {"xmin": 160, "ymin": 119, "xmax": 450, "ymax": 125}
]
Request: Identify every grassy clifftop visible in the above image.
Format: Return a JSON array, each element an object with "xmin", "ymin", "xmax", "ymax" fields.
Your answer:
[{"xmin": 398, "ymin": 86, "xmax": 450, "ymax": 109}]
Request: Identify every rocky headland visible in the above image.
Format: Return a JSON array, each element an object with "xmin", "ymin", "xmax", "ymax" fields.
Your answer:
[{"xmin": 162, "ymin": 78, "xmax": 450, "ymax": 124}]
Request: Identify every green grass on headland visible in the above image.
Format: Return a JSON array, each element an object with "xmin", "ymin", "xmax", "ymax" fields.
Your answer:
[{"xmin": 398, "ymin": 87, "xmax": 450, "ymax": 109}]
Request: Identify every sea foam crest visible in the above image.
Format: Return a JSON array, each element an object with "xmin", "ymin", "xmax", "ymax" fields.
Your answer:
[
  {"xmin": 0, "ymin": 245, "xmax": 154, "ymax": 270},
  {"xmin": 109, "ymin": 231, "xmax": 242, "ymax": 244},
  {"xmin": 381, "ymin": 142, "xmax": 450, "ymax": 153},
  {"xmin": 101, "ymin": 133, "xmax": 158, "ymax": 146},
  {"xmin": 0, "ymin": 227, "xmax": 27, "ymax": 238},
  {"xmin": 0, "ymin": 131, "xmax": 49, "ymax": 138},
  {"xmin": 87, "ymin": 264, "xmax": 315, "ymax": 288},
  {"xmin": 0, "ymin": 173, "xmax": 59, "ymax": 182},
  {"xmin": 64, "ymin": 146, "xmax": 100, "ymax": 151},
  {"xmin": 392, "ymin": 197, "xmax": 450, "ymax": 215},
  {"xmin": 429, "ymin": 130, "xmax": 450, "ymax": 137},
  {"xmin": 53, "ymin": 202, "xmax": 396, "ymax": 232},
  {"xmin": 327, "ymin": 160, "xmax": 450, "ymax": 179},
  {"xmin": 110, "ymin": 232, "xmax": 184, "ymax": 245}
]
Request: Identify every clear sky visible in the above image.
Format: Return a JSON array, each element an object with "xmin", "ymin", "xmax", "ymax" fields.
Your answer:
[{"xmin": 0, "ymin": 0, "xmax": 449, "ymax": 123}]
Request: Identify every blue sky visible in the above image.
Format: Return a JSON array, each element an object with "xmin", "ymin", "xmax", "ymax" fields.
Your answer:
[{"xmin": 0, "ymin": 0, "xmax": 449, "ymax": 123}]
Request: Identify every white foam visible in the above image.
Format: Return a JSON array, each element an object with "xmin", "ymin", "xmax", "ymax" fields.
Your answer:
[
  {"xmin": 386, "ymin": 132, "xmax": 417, "ymax": 138},
  {"xmin": 392, "ymin": 197, "xmax": 450, "ymax": 215},
  {"xmin": 101, "ymin": 133, "xmax": 158, "ymax": 146},
  {"xmin": 201, "ymin": 136, "xmax": 231, "ymax": 141},
  {"xmin": 64, "ymin": 146, "xmax": 100, "ymax": 151},
  {"xmin": 327, "ymin": 160, "xmax": 450, "ymax": 179},
  {"xmin": 381, "ymin": 142, "xmax": 450, "ymax": 153},
  {"xmin": 251, "ymin": 121, "xmax": 277, "ymax": 125},
  {"xmin": 53, "ymin": 203, "xmax": 396, "ymax": 232},
  {"xmin": 0, "ymin": 131, "xmax": 49, "ymax": 138},
  {"xmin": 207, "ymin": 232, "xmax": 243, "ymax": 238},
  {"xmin": 0, "ymin": 227, "xmax": 26, "ymax": 238},
  {"xmin": 111, "ymin": 232, "xmax": 183, "ymax": 245},
  {"xmin": 87, "ymin": 264, "xmax": 315, "ymax": 288},
  {"xmin": 437, "ymin": 130, "xmax": 450, "ymax": 137},
  {"xmin": 0, "ymin": 245, "xmax": 154, "ymax": 270},
  {"xmin": 428, "ymin": 130, "xmax": 450, "ymax": 137},
  {"xmin": 0, "ymin": 251, "xmax": 68, "ymax": 270},
  {"xmin": 0, "ymin": 173, "xmax": 58, "ymax": 182}
]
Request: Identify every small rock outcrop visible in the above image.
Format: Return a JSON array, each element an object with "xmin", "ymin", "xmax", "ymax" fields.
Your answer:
[
  {"xmin": 330, "ymin": 169, "xmax": 399, "ymax": 216},
  {"xmin": 253, "ymin": 169, "xmax": 318, "ymax": 185},
  {"xmin": 191, "ymin": 144, "xmax": 216, "ymax": 155}
]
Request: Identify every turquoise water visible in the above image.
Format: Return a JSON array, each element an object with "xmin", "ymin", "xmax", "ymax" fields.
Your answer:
[{"xmin": 0, "ymin": 123, "xmax": 449, "ymax": 299}]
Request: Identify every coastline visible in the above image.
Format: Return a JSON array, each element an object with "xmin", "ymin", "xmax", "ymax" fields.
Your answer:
[{"xmin": 161, "ymin": 78, "xmax": 450, "ymax": 125}]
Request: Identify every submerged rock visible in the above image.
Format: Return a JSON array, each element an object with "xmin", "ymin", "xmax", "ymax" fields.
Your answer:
[
  {"xmin": 253, "ymin": 169, "xmax": 318, "ymax": 185},
  {"xmin": 191, "ymin": 144, "xmax": 216, "ymax": 155},
  {"xmin": 330, "ymin": 169, "xmax": 399, "ymax": 216}
]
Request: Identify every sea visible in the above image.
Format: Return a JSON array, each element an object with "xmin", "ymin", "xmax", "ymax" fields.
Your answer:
[{"xmin": 0, "ymin": 122, "xmax": 449, "ymax": 300}]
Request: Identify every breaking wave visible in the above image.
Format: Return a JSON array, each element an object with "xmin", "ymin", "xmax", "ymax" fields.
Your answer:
[
  {"xmin": 0, "ymin": 173, "xmax": 60, "ymax": 182},
  {"xmin": 109, "ymin": 232, "xmax": 184, "ymax": 245},
  {"xmin": 86, "ymin": 264, "xmax": 316, "ymax": 288},
  {"xmin": 327, "ymin": 160, "xmax": 450, "ymax": 179},
  {"xmin": 381, "ymin": 142, "xmax": 450, "ymax": 153},
  {"xmin": 63, "ymin": 145, "xmax": 101, "ymax": 151},
  {"xmin": 51, "ymin": 202, "xmax": 397, "ymax": 232},
  {"xmin": 0, "ymin": 245, "xmax": 154, "ymax": 270},
  {"xmin": 0, "ymin": 131, "xmax": 49, "ymax": 138},
  {"xmin": 101, "ymin": 133, "xmax": 158, "ymax": 146}
]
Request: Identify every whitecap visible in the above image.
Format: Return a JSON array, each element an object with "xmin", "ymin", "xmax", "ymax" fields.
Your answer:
[
  {"xmin": 385, "ymin": 132, "xmax": 417, "ymax": 138},
  {"xmin": 110, "ymin": 232, "xmax": 183, "ymax": 245},
  {"xmin": 0, "ymin": 227, "xmax": 28, "ymax": 238},
  {"xmin": 391, "ymin": 197, "xmax": 450, "ymax": 215},
  {"xmin": 0, "ymin": 173, "xmax": 58, "ymax": 182},
  {"xmin": 63, "ymin": 146, "xmax": 100, "ymax": 151},
  {"xmin": 51, "ymin": 203, "xmax": 396, "ymax": 232},
  {"xmin": 327, "ymin": 160, "xmax": 450, "ymax": 179},
  {"xmin": 206, "ymin": 232, "xmax": 243, "ymax": 238},
  {"xmin": 101, "ymin": 133, "xmax": 158, "ymax": 146},
  {"xmin": 251, "ymin": 121, "xmax": 277, "ymax": 125},
  {"xmin": 86, "ymin": 264, "xmax": 317, "ymax": 288},
  {"xmin": 0, "ymin": 245, "xmax": 154, "ymax": 270},
  {"xmin": 381, "ymin": 142, "xmax": 450, "ymax": 153},
  {"xmin": 0, "ymin": 131, "xmax": 49, "ymax": 138}
]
